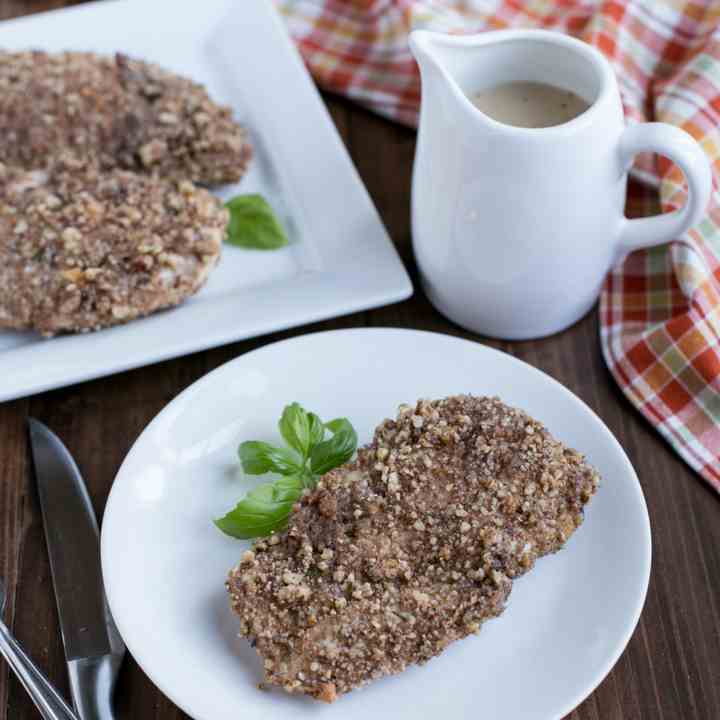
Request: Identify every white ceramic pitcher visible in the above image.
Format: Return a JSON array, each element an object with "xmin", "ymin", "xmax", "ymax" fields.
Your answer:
[{"xmin": 409, "ymin": 29, "xmax": 713, "ymax": 340}]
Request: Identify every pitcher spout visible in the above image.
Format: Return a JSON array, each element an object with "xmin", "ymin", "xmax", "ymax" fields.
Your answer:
[
  {"xmin": 408, "ymin": 30, "xmax": 446, "ymax": 75},
  {"xmin": 409, "ymin": 30, "xmax": 469, "ymax": 109},
  {"xmin": 410, "ymin": 30, "xmax": 487, "ymax": 133}
]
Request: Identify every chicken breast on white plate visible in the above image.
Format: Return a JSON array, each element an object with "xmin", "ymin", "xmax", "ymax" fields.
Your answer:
[
  {"xmin": 0, "ymin": 50, "xmax": 252, "ymax": 185},
  {"xmin": 0, "ymin": 155, "xmax": 227, "ymax": 336},
  {"xmin": 227, "ymin": 395, "xmax": 599, "ymax": 702}
]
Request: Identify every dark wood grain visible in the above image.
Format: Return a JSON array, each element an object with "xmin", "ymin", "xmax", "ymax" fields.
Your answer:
[{"xmin": 1, "ymin": 3, "xmax": 719, "ymax": 718}]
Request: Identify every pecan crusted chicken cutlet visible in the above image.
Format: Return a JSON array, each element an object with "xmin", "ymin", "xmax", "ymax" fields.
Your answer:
[
  {"xmin": 0, "ymin": 50, "xmax": 251, "ymax": 185},
  {"xmin": 227, "ymin": 395, "xmax": 599, "ymax": 702},
  {"xmin": 0, "ymin": 157, "xmax": 228, "ymax": 335}
]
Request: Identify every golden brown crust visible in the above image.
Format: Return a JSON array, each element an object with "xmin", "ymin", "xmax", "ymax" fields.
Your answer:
[
  {"xmin": 317, "ymin": 683, "xmax": 337, "ymax": 703},
  {"xmin": 0, "ymin": 50, "xmax": 251, "ymax": 185},
  {"xmin": 227, "ymin": 396, "xmax": 599, "ymax": 701},
  {"xmin": 0, "ymin": 156, "xmax": 227, "ymax": 335}
]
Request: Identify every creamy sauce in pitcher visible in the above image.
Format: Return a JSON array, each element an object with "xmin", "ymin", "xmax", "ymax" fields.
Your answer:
[{"xmin": 471, "ymin": 82, "xmax": 590, "ymax": 128}]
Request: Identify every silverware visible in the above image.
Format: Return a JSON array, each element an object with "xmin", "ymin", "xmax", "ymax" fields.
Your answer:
[
  {"xmin": 0, "ymin": 577, "xmax": 79, "ymax": 720},
  {"xmin": 29, "ymin": 419, "xmax": 125, "ymax": 720}
]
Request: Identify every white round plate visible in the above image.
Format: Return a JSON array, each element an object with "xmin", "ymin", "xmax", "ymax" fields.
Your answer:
[{"xmin": 102, "ymin": 328, "xmax": 651, "ymax": 720}]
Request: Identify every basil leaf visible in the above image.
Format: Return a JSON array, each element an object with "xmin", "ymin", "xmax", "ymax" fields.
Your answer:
[
  {"xmin": 225, "ymin": 194, "xmax": 289, "ymax": 250},
  {"xmin": 298, "ymin": 466, "xmax": 319, "ymax": 490},
  {"xmin": 238, "ymin": 441, "xmax": 301, "ymax": 476},
  {"xmin": 325, "ymin": 418, "xmax": 354, "ymax": 435},
  {"xmin": 217, "ymin": 405, "xmax": 359, "ymax": 540},
  {"xmin": 278, "ymin": 403, "xmax": 311, "ymax": 459},
  {"xmin": 308, "ymin": 412, "xmax": 325, "ymax": 448},
  {"xmin": 272, "ymin": 475, "xmax": 306, "ymax": 502},
  {"xmin": 214, "ymin": 475, "xmax": 303, "ymax": 539},
  {"xmin": 310, "ymin": 418, "xmax": 358, "ymax": 475}
]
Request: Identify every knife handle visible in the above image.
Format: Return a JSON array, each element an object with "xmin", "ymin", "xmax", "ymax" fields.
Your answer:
[
  {"xmin": 0, "ymin": 621, "xmax": 79, "ymax": 720},
  {"xmin": 67, "ymin": 654, "xmax": 123, "ymax": 720}
]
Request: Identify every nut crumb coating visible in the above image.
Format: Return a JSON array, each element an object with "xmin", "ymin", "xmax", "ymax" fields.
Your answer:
[
  {"xmin": 0, "ymin": 50, "xmax": 251, "ymax": 185},
  {"xmin": 0, "ymin": 156, "xmax": 228, "ymax": 335},
  {"xmin": 227, "ymin": 395, "xmax": 599, "ymax": 702}
]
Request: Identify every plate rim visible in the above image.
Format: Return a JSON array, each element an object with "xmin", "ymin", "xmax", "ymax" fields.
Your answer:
[{"xmin": 101, "ymin": 327, "xmax": 652, "ymax": 720}]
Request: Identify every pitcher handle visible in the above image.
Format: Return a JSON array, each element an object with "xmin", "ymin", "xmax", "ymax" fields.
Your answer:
[{"xmin": 616, "ymin": 122, "xmax": 712, "ymax": 260}]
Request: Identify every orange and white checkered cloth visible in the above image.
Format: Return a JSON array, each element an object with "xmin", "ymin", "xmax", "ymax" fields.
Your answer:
[{"xmin": 277, "ymin": 0, "xmax": 720, "ymax": 490}]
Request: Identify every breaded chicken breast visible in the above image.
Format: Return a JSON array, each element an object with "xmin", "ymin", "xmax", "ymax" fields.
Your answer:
[
  {"xmin": 227, "ymin": 396, "xmax": 599, "ymax": 702},
  {"xmin": 0, "ymin": 50, "xmax": 251, "ymax": 185},
  {"xmin": 0, "ymin": 156, "xmax": 227, "ymax": 335}
]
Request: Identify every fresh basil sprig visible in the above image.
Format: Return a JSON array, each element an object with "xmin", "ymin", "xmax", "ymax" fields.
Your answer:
[
  {"xmin": 310, "ymin": 418, "xmax": 357, "ymax": 475},
  {"xmin": 279, "ymin": 403, "xmax": 325, "ymax": 460},
  {"xmin": 214, "ymin": 476, "xmax": 303, "ymax": 539},
  {"xmin": 238, "ymin": 441, "xmax": 301, "ymax": 477},
  {"xmin": 215, "ymin": 403, "xmax": 357, "ymax": 539},
  {"xmin": 225, "ymin": 194, "xmax": 289, "ymax": 250}
]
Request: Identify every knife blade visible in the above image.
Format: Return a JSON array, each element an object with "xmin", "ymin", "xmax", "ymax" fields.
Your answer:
[{"xmin": 29, "ymin": 419, "xmax": 125, "ymax": 720}]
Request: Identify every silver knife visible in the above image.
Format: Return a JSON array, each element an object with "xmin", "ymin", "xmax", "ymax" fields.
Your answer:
[{"xmin": 28, "ymin": 419, "xmax": 125, "ymax": 720}]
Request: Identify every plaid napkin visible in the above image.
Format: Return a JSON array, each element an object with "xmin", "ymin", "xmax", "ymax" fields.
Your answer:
[{"xmin": 277, "ymin": 0, "xmax": 720, "ymax": 491}]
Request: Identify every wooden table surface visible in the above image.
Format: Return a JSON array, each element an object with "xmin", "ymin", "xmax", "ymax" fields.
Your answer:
[{"xmin": 1, "ymin": 2, "xmax": 719, "ymax": 718}]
